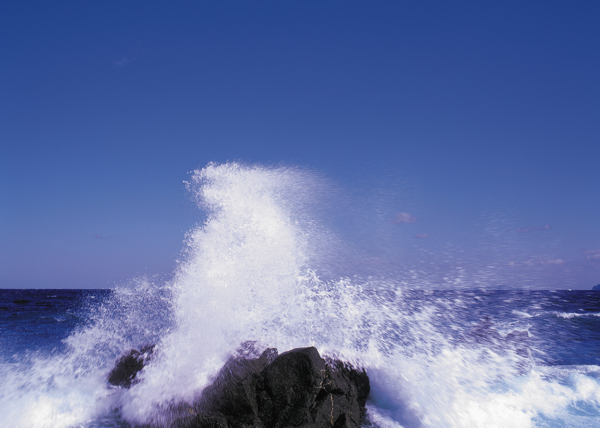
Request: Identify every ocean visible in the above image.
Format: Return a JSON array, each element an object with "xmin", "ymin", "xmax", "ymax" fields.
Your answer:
[{"xmin": 1, "ymin": 163, "xmax": 599, "ymax": 428}]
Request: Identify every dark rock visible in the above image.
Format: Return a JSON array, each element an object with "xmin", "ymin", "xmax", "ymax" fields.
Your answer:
[
  {"xmin": 107, "ymin": 345, "xmax": 370, "ymax": 428},
  {"xmin": 188, "ymin": 346, "xmax": 279, "ymax": 427},
  {"xmin": 107, "ymin": 344, "xmax": 155, "ymax": 388},
  {"xmin": 593, "ymin": 284, "xmax": 600, "ymax": 291},
  {"xmin": 183, "ymin": 347, "xmax": 368, "ymax": 428}
]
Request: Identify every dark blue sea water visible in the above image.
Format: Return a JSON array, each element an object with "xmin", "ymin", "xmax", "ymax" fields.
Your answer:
[
  {"xmin": 0, "ymin": 289, "xmax": 109, "ymax": 362},
  {"xmin": 2, "ymin": 164, "xmax": 599, "ymax": 428}
]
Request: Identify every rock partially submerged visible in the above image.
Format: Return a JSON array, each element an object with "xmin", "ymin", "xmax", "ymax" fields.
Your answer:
[
  {"xmin": 187, "ymin": 346, "xmax": 369, "ymax": 428},
  {"xmin": 107, "ymin": 344, "xmax": 155, "ymax": 388},
  {"xmin": 108, "ymin": 345, "xmax": 370, "ymax": 428}
]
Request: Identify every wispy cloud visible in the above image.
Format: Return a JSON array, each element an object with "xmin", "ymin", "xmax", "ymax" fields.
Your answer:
[
  {"xmin": 114, "ymin": 42, "xmax": 142, "ymax": 67},
  {"xmin": 413, "ymin": 234, "xmax": 430, "ymax": 239},
  {"xmin": 508, "ymin": 257, "xmax": 564, "ymax": 267},
  {"xmin": 585, "ymin": 250, "xmax": 600, "ymax": 264},
  {"xmin": 517, "ymin": 225, "xmax": 551, "ymax": 233},
  {"xmin": 394, "ymin": 212, "xmax": 416, "ymax": 224},
  {"xmin": 94, "ymin": 234, "xmax": 110, "ymax": 240}
]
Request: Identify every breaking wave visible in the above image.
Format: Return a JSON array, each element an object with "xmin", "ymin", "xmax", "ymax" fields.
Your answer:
[{"xmin": 1, "ymin": 162, "xmax": 599, "ymax": 428}]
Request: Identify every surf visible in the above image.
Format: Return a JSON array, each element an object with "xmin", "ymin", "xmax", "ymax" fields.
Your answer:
[{"xmin": 1, "ymin": 162, "xmax": 599, "ymax": 428}]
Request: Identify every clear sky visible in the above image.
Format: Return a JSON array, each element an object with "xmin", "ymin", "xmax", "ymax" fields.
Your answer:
[{"xmin": 1, "ymin": 1, "xmax": 599, "ymax": 289}]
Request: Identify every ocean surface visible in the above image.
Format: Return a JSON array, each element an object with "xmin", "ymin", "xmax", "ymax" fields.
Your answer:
[{"xmin": 1, "ymin": 163, "xmax": 599, "ymax": 428}]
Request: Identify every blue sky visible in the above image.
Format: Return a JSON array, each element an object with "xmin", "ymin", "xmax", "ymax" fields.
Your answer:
[{"xmin": 1, "ymin": 1, "xmax": 599, "ymax": 289}]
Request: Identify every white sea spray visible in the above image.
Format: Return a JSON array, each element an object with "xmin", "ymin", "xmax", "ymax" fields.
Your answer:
[{"xmin": 1, "ymin": 162, "xmax": 599, "ymax": 428}]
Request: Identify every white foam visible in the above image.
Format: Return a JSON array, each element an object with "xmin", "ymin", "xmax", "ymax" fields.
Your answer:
[
  {"xmin": 512, "ymin": 310, "xmax": 535, "ymax": 318},
  {"xmin": 556, "ymin": 312, "xmax": 600, "ymax": 319}
]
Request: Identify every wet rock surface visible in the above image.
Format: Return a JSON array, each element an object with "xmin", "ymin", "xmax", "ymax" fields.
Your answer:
[
  {"xmin": 188, "ymin": 347, "xmax": 369, "ymax": 428},
  {"xmin": 108, "ymin": 346, "xmax": 369, "ymax": 428},
  {"xmin": 107, "ymin": 344, "xmax": 155, "ymax": 388}
]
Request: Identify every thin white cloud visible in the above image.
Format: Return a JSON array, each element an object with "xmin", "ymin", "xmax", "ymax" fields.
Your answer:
[
  {"xmin": 517, "ymin": 225, "xmax": 551, "ymax": 233},
  {"xmin": 394, "ymin": 212, "xmax": 417, "ymax": 224},
  {"xmin": 508, "ymin": 257, "xmax": 564, "ymax": 267},
  {"xmin": 413, "ymin": 234, "xmax": 430, "ymax": 239},
  {"xmin": 585, "ymin": 251, "xmax": 600, "ymax": 264}
]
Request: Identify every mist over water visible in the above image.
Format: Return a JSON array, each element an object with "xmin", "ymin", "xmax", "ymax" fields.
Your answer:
[{"xmin": 1, "ymin": 162, "xmax": 599, "ymax": 428}]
